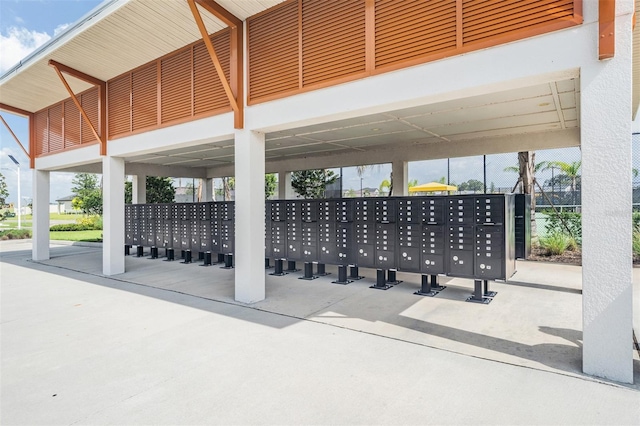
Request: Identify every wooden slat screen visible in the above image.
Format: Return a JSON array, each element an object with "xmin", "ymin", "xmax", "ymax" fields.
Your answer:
[
  {"xmin": 194, "ymin": 31, "xmax": 231, "ymax": 115},
  {"xmin": 375, "ymin": 0, "xmax": 456, "ymax": 68},
  {"xmin": 49, "ymin": 104, "xmax": 63, "ymax": 152},
  {"xmin": 462, "ymin": 0, "xmax": 575, "ymax": 46},
  {"xmin": 108, "ymin": 74, "xmax": 131, "ymax": 138},
  {"xmin": 64, "ymin": 99, "xmax": 81, "ymax": 149},
  {"xmin": 302, "ymin": 0, "xmax": 366, "ymax": 86},
  {"xmin": 161, "ymin": 49, "xmax": 192, "ymax": 124},
  {"xmin": 81, "ymin": 87, "xmax": 100, "ymax": 144},
  {"xmin": 248, "ymin": 0, "xmax": 299, "ymax": 101},
  {"xmin": 34, "ymin": 110, "xmax": 48, "ymax": 156},
  {"xmin": 248, "ymin": 0, "xmax": 581, "ymax": 104},
  {"xmin": 132, "ymin": 63, "xmax": 157, "ymax": 131}
]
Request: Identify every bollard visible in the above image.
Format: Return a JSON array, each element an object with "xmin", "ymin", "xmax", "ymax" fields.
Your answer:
[
  {"xmin": 198, "ymin": 251, "xmax": 205, "ymax": 261},
  {"xmin": 349, "ymin": 265, "xmax": 364, "ymax": 280},
  {"xmin": 331, "ymin": 265, "xmax": 352, "ymax": 285},
  {"xmin": 136, "ymin": 245, "xmax": 144, "ymax": 257},
  {"xmin": 270, "ymin": 258, "xmax": 287, "ymax": 276},
  {"xmin": 386, "ymin": 269, "xmax": 402, "ymax": 285},
  {"xmin": 221, "ymin": 253, "xmax": 234, "ymax": 269},
  {"xmin": 201, "ymin": 251, "xmax": 212, "ymax": 266},
  {"xmin": 265, "ymin": 258, "xmax": 272, "ymax": 269},
  {"xmin": 125, "ymin": 245, "xmax": 131, "ymax": 256},
  {"xmin": 315, "ymin": 262, "xmax": 329, "ymax": 276},
  {"xmin": 165, "ymin": 247, "xmax": 175, "ymax": 261},
  {"xmin": 285, "ymin": 260, "xmax": 300, "ymax": 272},
  {"xmin": 466, "ymin": 280, "xmax": 491, "ymax": 304},
  {"xmin": 414, "ymin": 275, "xmax": 438, "ymax": 297},
  {"xmin": 370, "ymin": 269, "xmax": 391, "ymax": 290},
  {"xmin": 150, "ymin": 246, "xmax": 158, "ymax": 259},
  {"xmin": 298, "ymin": 262, "xmax": 318, "ymax": 280},
  {"xmin": 430, "ymin": 274, "xmax": 446, "ymax": 292},
  {"xmin": 217, "ymin": 253, "xmax": 225, "ymax": 264},
  {"xmin": 181, "ymin": 249, "xmax": 192, "ymax": 264}
]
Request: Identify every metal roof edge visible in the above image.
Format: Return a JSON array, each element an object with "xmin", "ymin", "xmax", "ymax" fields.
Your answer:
[{"xmin": 0, "ymin": 0, "xmax": 129, "ymax": 84}]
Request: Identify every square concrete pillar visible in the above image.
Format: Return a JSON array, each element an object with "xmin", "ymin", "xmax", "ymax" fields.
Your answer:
[
  {"xmin": 580, "ymin": 8, "xmax": 634, "ymax": 383},
  {"xmin": 278, "ymin": 171, "xmax": 295, "ymax": 199},
  {"xmin": 201, "ymin": 178, "xmax": 214, "ymax": 202},
  {"xmin": 132, "ymin": 174, "xmax": 146, "ymax": 204},
  {"xmin": 234, "ymin": 129, "xmax": 266, "ymax": 303},
  {"xmin": 32, "ymin": 169, "xmax": 50, "ymax": 261},
  {"xmin": 392, "ymin": 161, "xmax": 408, "ymax": 196},
  {"xmin": 103, "ymin": 156, "xmax": 125, "ymax": 276}
]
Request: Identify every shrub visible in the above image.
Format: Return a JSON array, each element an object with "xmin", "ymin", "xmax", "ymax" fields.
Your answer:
[
  {"xmin": 633, "ymin": 226, "xmax": 640, "ymax": 257},
  {"xmin": 0, "ymin": 229, "xmax": 32, "ymax": 240},
  {"xmin": 50, "ymin": 223, "xmax": 94, "ymax": 231},
  {"xmin": 540, "ymin": 232, "xmax": 572, "ymax": 255},
  {"xmin": 75, "ymin": 215, "xmax": 103, "ymax": 230},
  {"xmin": 544, "ymin": 211, "xmax": 581, "ymax": 245}
]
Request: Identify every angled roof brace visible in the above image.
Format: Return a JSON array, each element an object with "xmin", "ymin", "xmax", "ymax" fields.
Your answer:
[
  {"xmin": 188, "ymin": 0, "xmax": 244, "ymax": 128},
  {"xmin": 0, "ymin": 103, "xmax": 34, "ymax": 168},
  {"xmin": 48, "ymin": 60, "xmax": 107, "ymax": 155}
]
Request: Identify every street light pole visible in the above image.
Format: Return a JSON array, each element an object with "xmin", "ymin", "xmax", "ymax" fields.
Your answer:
[{"xmin": 8, "ymin": 155, "xmax": 20, "ymax": 230}]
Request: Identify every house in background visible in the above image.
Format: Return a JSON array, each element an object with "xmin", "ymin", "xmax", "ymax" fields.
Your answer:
[{"xmin": 55, "ymin": 195, "xmax": 79, "ymax": 214}]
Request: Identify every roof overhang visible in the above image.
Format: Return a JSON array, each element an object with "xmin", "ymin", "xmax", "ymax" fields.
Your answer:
[{"xmin": 0, "ymin": 0, "xmax": 285, "ymax": 113}]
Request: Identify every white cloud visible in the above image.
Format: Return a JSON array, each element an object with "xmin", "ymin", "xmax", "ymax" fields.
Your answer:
[
  {"xmin": 0, "ymin": 26, "xmax": 51, "ymax": 74},
  {"xmin": 14, "ymin": 16, "xmax": 25, "ymax": 24},
  {"xmin": 54, "ymin": 23, "xmax": 70, "ymax": 36}
]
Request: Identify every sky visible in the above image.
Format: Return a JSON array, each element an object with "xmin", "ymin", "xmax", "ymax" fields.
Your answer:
[{"xmin": 0, "ymin": 1, "xmax": 639, "ymax": 205}]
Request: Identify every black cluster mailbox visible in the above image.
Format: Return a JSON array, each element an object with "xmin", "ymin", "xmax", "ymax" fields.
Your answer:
[{"xmin": 126, "ymin": 195, "xmax": 518, "ymax": 297}]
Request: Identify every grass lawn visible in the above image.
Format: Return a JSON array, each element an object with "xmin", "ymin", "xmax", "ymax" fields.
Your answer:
[
  {"xmin": 50, "ymin": 230, "xmax": 103, "ymax": 242},
  {"xmin": 0, "ymin": 219, "xmax": 32, "ymax": 228}
]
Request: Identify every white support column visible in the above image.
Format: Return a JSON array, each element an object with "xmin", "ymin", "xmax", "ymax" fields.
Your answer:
[
  {"xmin": 202, "ymin": 178, "xmax": 214, "ymax": 201},
  {"xmin": 581, "ymin": 7, "xmax": 633, "ymax": 384},
  {"xmin": 32, "ymin": 169, "xmax": 50, "ymax": 261},
  {"xmin": 234, "ymin": 129, "xmax": 266, "ymax": 303},
  {"xmin": 392, "ymin": 161, "xmax": 408, "ymax": 196},
  {"xmin": 278, "ymin": 171, "xmax": 295, "ymax": 199},
  {"xmin": 103, "ymin": 156, "xmax": 126, "ymax": 276},
  {"xmin": 132, "ymin": 174, "xmax": 146, "ymax": 204}
]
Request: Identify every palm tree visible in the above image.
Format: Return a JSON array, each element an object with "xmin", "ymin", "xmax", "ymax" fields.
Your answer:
[
  {"xmin": 549, "ymin": 160, "xmax": 581, "ymax": 205},
  {"xmin": 379, "ymin": 179, "xmax": 391, "ymax": 196}
]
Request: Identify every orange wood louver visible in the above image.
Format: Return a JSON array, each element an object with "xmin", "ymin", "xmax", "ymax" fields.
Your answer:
[
  {"xmin": 34, "ymin": 110, "xmax": 48, "ymax": 156},
  {"xmin": 162, "ymin": 49, "xmax": 192, "ymax": 124},
  {"xmin": 248, "ymin": 0, "xmax": 299, "ymax": 101},
  {"xmin": 64, "ymin": 99, "xmax": 81, "ymax": 149},
  {"xmin": 375, "ymin": 0, "xmax": 457, "ymax": 68},
  {"xmin": 48, "ymin": 104, "xmax": 63, "ymax": 152},
  {"xmin": 132, "ymin": 64, "xmax": 157, "ymax": 131},
  {"xmin": 194, "ymin": 31, "xmax": 231, "ymax": 114},
  {"xmin": 302, "ymin": 0, "xmax": 366, "ymax": 86},
  {"xmin": 107, "ymin": 74, "xmax": 131, "ymax": 138},
  {"xmin": 81, "ymin": 88, "xmax": 99, "ymax": 145}
]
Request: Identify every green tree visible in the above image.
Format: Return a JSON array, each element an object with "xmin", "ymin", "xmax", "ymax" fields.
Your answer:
[
  {"xmin": 71, "ymin": 173, "xmax": 102, "ymax": 215},
  {"xmin": 549, "ymin": 161, "xmax": 581, "ymax": 204},
  {"xmin": 125, "ymin": 177, "xmax": 175, "ymax": 204},
  {"xmin": 408, "ymin": 179, "xmax": 418, "ymax": 190},
  {"xmin": 291, "ymin": 169, "xmax": 338, "ymax": 199},
  {"xmin": 0, "ymin": 173, "xmax": 8, "ymax": 206},
  {"xmin": 265, "ymin": 173, "xmax": 277, "ymax": 199},
  {"xmin": 458, "ymin": 179, "xmax": 484, "ymax": 192},
  {"xmin": 379, "ymin": 179, "xmax": 391, "ymax": 195}
]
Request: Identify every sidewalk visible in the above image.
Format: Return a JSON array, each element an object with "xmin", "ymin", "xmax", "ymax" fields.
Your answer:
[{"xmin": 1, "ymin": 239, "xmax": 639, "ymax": 425}]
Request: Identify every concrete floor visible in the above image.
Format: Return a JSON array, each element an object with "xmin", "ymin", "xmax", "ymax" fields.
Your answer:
[{"xmin": 1, "ymin": 239, "xmax": 639, "ymax": 424}]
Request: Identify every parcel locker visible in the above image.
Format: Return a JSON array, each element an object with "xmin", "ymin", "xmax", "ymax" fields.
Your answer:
[
  {"xmin": 125, "ymin": 205, "xmax": 133, "ymax": 245},
  {"xmin": 152, "ymin": 204, "xmax": 161, "ymax": 220},
  {"xmin": 356, "ymin": 244, "xmax": 375, "ymax": 267},
  {"xmin": 474, "ymin": 225, "xmax": 505, "ymax": 280},
  {"xmin": 187, "ymin": 203, "xmax": 198, "ymax": 221},
  {"xmin": 153, "ymin": 219, "xmax": 163, "ymax": 246},
  {"xmin": 375, "ymin": 223, "xmax": 396, "ymax": 269},
  {"xmin": 337, "ymin": 223, "xmax": 355, "ymax": 265},
  {"xmin": 208, "ymin": 202, "xmax": 218, "ymax": 221},
  {"xmin": 160, "ymin": 204, "xmax": 170, "ymax": 220},
  {"xmin": 318, "ymin": 200, "xmax": 336, "ymax": 222},
  {"xmin": 398, "ymin": 224, "xmax": 420, "ymax": 272},
  {"xmin": 421, "ymin": 224, "xmax": 446, "ymax": 274},
  {"xmin": 355, "ymin": 218, "xmax": 375, "ymax": 267},
  {"xmin": 270, "ymin": 222, "xmax": 286, "ymax": 258},
  {"xmin": 198, "ymin": 221, "xmax": 211, "ymax": 252},
  {"xmin": 265, "ymin": 203, "xmax": 272, "ymax": 256},
  {"xmin": 447, "ymin": 225, "xmax": 474, "ymax": 277},
  {"xmin": 210, "ymin": 220, "xmax": 221, "ymax": 253},
  {"xmin": 177, "ymin": 203, "xmax": 188, "ymax": 221},
  {"xmin": 219, "ymin": 202, "xmax": 233, "ymax": 221},
  {"xmin": 514, "ymin": 194, "xmax": 531, "ymax": 259},
  {"xmin": 301, "ymin": 200, "xmax": 318, "ymax": 223},
  {"xmin": 354, "ymin": 198, "xmax": 375, "ymax": 223},
  {"xmin": 170, "ymin": 203, "xmax": 179, "ymax": 221},
  {"xmin": 301, "ymin": 222, "xmax": 318, "ymax": 261},
  {"xmin": 286, "ymin": 219, "xmax": 302, "ymax": 260},
  {"xmin": 145, "ymin": 219, "xmax": 155, "ymax": 246},
  {"xmin": 270, "ymin": 201, "xmax": 285, "ymax": 222},
  {"xmin": 180, "ymin": 220, "xmax": 191, "ymax": 250},
  {"xmin": 197, "ymin": 203, "xmax": 209, "ymax": 221},
  {"xmin": 475, "ymin": 196, "xmax": 505, "ymax": 224},
  {"xmin": 171, "ymin": 219, "xmax": 181, "ymax": 249},
  {"xmin": 318, "ymin": 222, "xmax": 338, "ymax": 264},
  {"xmin": 336, "ymin": 199, "xmax": 354, "ymax": 222},
  {"xmin": 286, "ymin": 200, "xmax": 302, "ymax": 222},
  {"xmin": 375, "ymin": 198, "xmax": 396, "ymax": 223},
  {"xmin": 220, "ymin": 220, "xmax": 234, "ymax": 253},
  {"xmin": 158, "ymin": 220, "xmax": 172, "ymax": 247},
  {"xmin": 397, "ymin": 198, "xmax": 421, "ymax": 224},
  {"xmin": 421, "ymin": 197, "xmax": 446, "ymax": 224},
  {"xmin": 448, "ymin": 197, "xmax": 474, "ymax": 224},
  {"xmin": 141, "ymin": 204, "xmax": 153, "ymax": 220}
]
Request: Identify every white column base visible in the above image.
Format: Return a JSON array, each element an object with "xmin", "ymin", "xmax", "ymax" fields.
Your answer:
[
  {"xmin": 392, "ymin": 161, "xmax": 408, "ymax": 196},
  {"xmin": 103, "ymin": 156, "xmax": 126, "ymax": 276},
  {"xmin": 132, "ymin": 174, "xmax": 146, "ymax": 204},
  {"xmin": 32, "ymin": 169, "xmax": 50, "ymax": 261}
]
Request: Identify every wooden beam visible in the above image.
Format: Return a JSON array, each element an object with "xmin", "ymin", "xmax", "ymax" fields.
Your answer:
[
  {"xmin": 599, "ymin": 0, "xmax": 615, "ymax": 60},
  {"xmin": 195, "ymin": 0, "xmax": 242, "ymax": 28},
  {"xmin": 48, "ymin": 60, "xmax": 104, "ymax": 86},
  {"xmin": 49, "ymin": 61, "xmax": 106, "ymax": 155},
  {"xmin": 230, "ymin": 25, "xmax": 243, "ymax": 128},
  {"xmin": 0, "ymin": 103, "xmax": 31, "ymax": 117},
  {"xmin": 0, "ymin": 114, "xmax": 30, "ymax": 159},
  {"xmin": 187, "ymin": 0, "xmax": 241, "ymax": 122}
]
